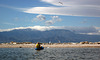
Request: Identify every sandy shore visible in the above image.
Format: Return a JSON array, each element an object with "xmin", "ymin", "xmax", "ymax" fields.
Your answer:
[{"xmin": 0, "ymin": 44, "xmax": 100, "ymax": 48}]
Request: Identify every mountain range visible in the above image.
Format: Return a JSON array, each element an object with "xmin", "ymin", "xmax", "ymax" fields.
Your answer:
[{"xmin": 0, "ymin": 28, "xmax": 100, "ymax": 43}]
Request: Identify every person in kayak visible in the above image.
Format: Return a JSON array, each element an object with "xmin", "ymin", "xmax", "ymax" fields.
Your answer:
[
  {"xmin": 35, "ymin": 42, "xmax": 44, "ymax": 50},
  {"xmin": 35, "ymin": 42, "xmax": 41, "ymax": 48}
]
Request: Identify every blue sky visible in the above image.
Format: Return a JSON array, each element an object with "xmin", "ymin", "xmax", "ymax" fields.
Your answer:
[{"xmin": 0, "ymin": 0, "xmax": 100, "ymax": 35}]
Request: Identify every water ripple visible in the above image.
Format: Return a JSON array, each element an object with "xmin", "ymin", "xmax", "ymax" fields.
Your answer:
[{"xmin": 0, "ymin": 48, "xmax": 100, "ymax": 60}]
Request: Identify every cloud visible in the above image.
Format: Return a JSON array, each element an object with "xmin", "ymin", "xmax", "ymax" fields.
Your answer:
[
  {"xmin": 0, "ymin": 26, "xmax": 56, "ymax": 32},
  {"xmin": 81, "ymin": 19, "xmax": 88, "ymax": 23},
  {"xmin": 45, "ymin": 16, "xmax": 62, "ymax": 25},
  {"xmin": 41, "ymin": 0, "xmax": 100, "ymax": 6},
  {"xmin": 0, "ymin": 26, "xmax": 100, "ymax": 35},
  {"xmin": 51, "ymin": 16, "xmax": 62, "ymax": 22},
  {"xmin": 45, "ymin": 20, "xmax": 54, "ymax": 25},
  {"xmin": 1, "ymin": 1, "xmax": 100, "ymax": 17},
  {"xmin": 70, "ymin": 26, "xmax": 98, "ymax": 33},
  {"xmin": 32, "ymin": 14, "xmax": 46, "ymax": 22},
  {"xmin": 3, "ymin": 22, "xmax": 15, "ymax": 25},
  {"xmin": 36, "ymin": 14, "xmax": 46, "ymax": 21},
  {"xmin": 22, "ymin": 0, "xmax": 100, "ymax": 17},
  {"xmin": 95, "ymin": 26, "xmax": 100, "ymax": 30},
  {"xmin": 0, "ymin": 4, "xmax": 23, "ymax": 11},
  {"xmin": 0, "ymin": 4, "xmax": 15, "ymax": 9},
  {"xmin": 32, "ymin": 15, "xmax": 62, "ymax": 25}
]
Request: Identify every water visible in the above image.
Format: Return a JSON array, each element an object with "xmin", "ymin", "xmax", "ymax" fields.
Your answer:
[{"xmin": 0, "ymin": 48, "xmax": 100, "ymax": 60}]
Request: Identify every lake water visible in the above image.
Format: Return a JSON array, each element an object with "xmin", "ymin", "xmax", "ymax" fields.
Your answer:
[{"xmin": 0, "ymin": 48, "xmax": 100, "ymax": 60}]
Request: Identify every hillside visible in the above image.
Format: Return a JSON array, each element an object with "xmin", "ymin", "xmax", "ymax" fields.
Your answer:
[{"xmin": 0, "ymin": 29, "xmax": 100, "ymax": 43}]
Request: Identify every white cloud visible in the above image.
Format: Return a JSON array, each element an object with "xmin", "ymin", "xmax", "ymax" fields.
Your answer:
[
  {"xmin": 41, "ymin": 0, "xmax": 100, "ymax": 6},
  {"xmin": 95, "ymin": 26, "xmax": 100, "ymax": 30},
  {"xmin": 45, "ymin": 16, "xmax": 62, "ymax": 25},
  {"xmin": 0, "ymin": 4, "xmax": 16, "ymax": 9},
  {"xmin": 36, "ymin": 14, "xmax": 46, "ymax": 21},
  {"xmin": 22, "ymin": 0, "xmax": 100, "ymax": 17},
  {"xmin": 45, "ymin": 20, "xmax": 54, "ymax": 25},
  {"xmin": 0, "ymin": 26, "xmax": 57, "ymax": 32},
  {"xmin": 80, "ymin": 32, "xmax": 100, "ymax": 35},
  {"xmin": 51, "ymin": 16, "xmax": 62, "ymax": 22},
  {"xmin": 3, "ymin": 22, "xmax": 15, "ymax": 25},
  {"xmin": 81, "ymin": 19, "xmax": 88, "ymax": 23},
  {"xmin": 1, "ymin": 1, "xmax": 100, "ymax": 17},
  {"xmin": 0, "ymin": 26, "xmax": 100, "ymax": 35},
  {"xmin": 32, "ymin": 15, "xmax": 62, "ymax": 25},
  {"xmin": 33, "ymin": 14, "xmax": 46, "ymax": 22}
]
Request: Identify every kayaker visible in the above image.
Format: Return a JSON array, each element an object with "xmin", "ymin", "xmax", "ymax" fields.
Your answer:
[
  {"xmin": 35, "ymin": 42, "xmax": 41, "ymax": 48},
  {"xmin": 35, "ymin": 42, "xmax": 44, "ymax": 50}
]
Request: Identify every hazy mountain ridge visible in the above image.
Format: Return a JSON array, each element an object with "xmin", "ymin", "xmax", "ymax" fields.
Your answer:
[{"xmin": 0, "ymin": 29, "xmax": 100, "ymax": 43}]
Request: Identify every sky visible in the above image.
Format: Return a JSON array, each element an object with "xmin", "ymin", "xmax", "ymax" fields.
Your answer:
[{"xmin": 0, "ymin": 0, "xmax": 100, "ymax": 35}]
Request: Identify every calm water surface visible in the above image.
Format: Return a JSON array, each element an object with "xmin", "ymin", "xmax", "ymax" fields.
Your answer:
[{"xmin": 0, "ymin": 48, "xmax": 100, "ymax": 60}]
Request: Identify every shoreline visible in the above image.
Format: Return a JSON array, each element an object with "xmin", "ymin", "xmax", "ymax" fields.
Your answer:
[{"xmin": 0, "ymin": 44, "xmax": 100, "ymax": 48}]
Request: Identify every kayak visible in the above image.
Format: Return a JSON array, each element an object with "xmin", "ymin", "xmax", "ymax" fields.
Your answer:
[{"xmin": 35, "ymin": 46, "xmax": 44, "ymax": 50}]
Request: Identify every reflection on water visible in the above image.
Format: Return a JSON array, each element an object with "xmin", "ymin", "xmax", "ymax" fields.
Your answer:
[{"xmin": 0, "ymin": 48, "xmax": 100, "ymax": 60}]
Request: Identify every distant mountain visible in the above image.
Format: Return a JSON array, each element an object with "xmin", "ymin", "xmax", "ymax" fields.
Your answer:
[{"xmin": 0, "ymin": 29, "xmax": 100, "ymax": 43}]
